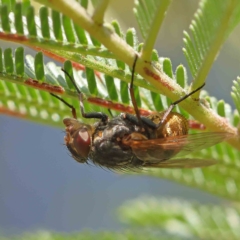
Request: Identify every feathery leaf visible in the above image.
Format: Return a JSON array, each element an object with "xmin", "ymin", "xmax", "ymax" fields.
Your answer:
[
  {"xmin": 134, "ymin": 0, "xmax": 171, "ymax": 61},
  {"xmin": 119, "ymin": 196, "xmax": 240, "ymax": 240},
  {"xmin": 231, "ymin": 76, "xmax": 240, "ymax": 115},
  {"xmin": 183, "ymin": 0, "xmax": 240, "ymax": 91}
]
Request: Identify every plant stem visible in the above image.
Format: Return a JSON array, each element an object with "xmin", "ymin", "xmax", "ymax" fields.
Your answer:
[{"xmin": 140, "ymin": 0, "xmax": 171, "ymax": 61}]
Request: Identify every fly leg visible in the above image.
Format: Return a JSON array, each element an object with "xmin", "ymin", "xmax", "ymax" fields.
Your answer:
[
  {"xmin": 51, "ymin": 68, "xmax": 108, "ymax": 122},
  {"xmin": 127, "ymin": 54, "xmax": 205, "ymax": 130},
  {"xmin": 156, "ymin": 83, "xmax": 205, "ymax": 129},
  {"xmin": 129, "ymin": 54, "xmax": 143, "ymax": 127},
  {"xmin": 124, "ymin": 113, "xmax": 156, "ymax": 129}
]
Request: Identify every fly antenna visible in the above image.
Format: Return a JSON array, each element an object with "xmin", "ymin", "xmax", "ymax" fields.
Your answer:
[{"xmin": 50, "ymin": 92, "xmax": 78, "ymax": 119}]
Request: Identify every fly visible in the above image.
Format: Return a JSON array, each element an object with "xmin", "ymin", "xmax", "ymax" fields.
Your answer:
[{"xmin": 51, "ymin": 55, "xmax": 231, "ymax": 169}]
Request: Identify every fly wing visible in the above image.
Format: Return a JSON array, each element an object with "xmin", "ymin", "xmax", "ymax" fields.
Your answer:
[
  {"xmin": 173, "ymin": 132, "xmax": 232, "ymax": 158},
  {"xmin": 123, "ymin": 132, "xmax": 232, "ymax": 162},
  {"xmin": 143, "ymin": 158, "xmax": 217, "ymax": 168}
]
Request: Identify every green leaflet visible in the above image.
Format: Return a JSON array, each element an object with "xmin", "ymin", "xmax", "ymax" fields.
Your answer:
[{"xmin": 183, "ymin": 0, "xmax": 240, "ymax": 89}]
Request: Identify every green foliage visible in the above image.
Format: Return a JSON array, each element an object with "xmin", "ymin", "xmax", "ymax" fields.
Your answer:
[
  {"xmin": 0, "ymin": 230, "xmax": 187, "ymax": 240},
  {"xmin": 119, "ymin": 197, "xmax": 240, "ymax": 240},
  {"xmin": 231, "ymin": 77, "xmax": 240, "ymax": 115},
  {"xmin": 133, "ymin": 0, "xmax": 171, "ymax": 60},
  {"xmin": 182, "ymin": 0, "xmax": 240, "ymax": 90},
  {"xmin": 0, "ymin": 0, "xmax": 239, "ymax": 239}
]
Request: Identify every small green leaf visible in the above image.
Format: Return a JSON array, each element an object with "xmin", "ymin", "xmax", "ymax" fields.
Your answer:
[
  {"xmin": 111, "ymin": 20, "xmax": 123, "ymax": 38},
  {"xmin": 26, "ymin": 5, "xmax": 37, "ymax": 37},
  {"xmin": 217, "ymin": 100, "xmax": 226, "ymax": 117},
  {"xmin": 175, "ymin": 65, "xmax": 187, "ymax": 88},
  {"xmin": 63, "ymin": 60, "xmax": 75, "ymax": 90},
  {"xmin": 74, "ymin": 23, "xmax": 88, "ymax": 45},
  {"xmin": 34, "ymin": 52, "xmax": 45, "ymax": 81},
  {"xmin": 231, "ymin": 77, "xmax": 240, "ymax": 115},
  {"xmin": 120, "ymin": 80, "xmax": 130, "ymax": 105},
  {"xmin": 52, "ymin": 10, "xmax": 63, "ymax": 41},
  {"xmin": 0, "ymin": 48, "xmax": 3, "ymax": 72},
  {"xmin": 21, "ymin": 0, "xmax": 31, "ymax": 15},
  {"xmin": 4, "ymin": 48, "xmax": 14, "ymax": 74},
  {"xmin": 62, "ymin": 15, "xmax": 76, "ymax": 43},
  {"xmin": 80, "ymin": 0, "xmax": 88, "ymax": 9},
  {"xmin": 85, "ymin": 67, "xmax": 97, "ymax": 95},
  {"xmin": 151, "ymin": 49, "xmax": 159, "ymax": 61},
  {"xmin": 1, "ymin": 5, "xmax": 11, "ymax": 32},
  {"xmin": 162, "ymin": 58, "xmax": 173, "ymax": 78},
  {"xmin": 1, "ymin": 0, "xmax": 14, "ymax": 11},
  {"xmin": 15, "ymin": 47, "xmax": 24, "ymax": 76},
  {"xmin": 151, "ymin": 92, "xmax": 164, "ymax": 112},
  {"xmin": 14, "ymin": 2, "xmax": 24, "ymax": 35},
  {"xmin": 90, "ymin": 36, "xmax": 101, "ymax": 47},
  {"xmin": 162, "ymin": 58, "xmax": 173, "ymax": 106},
  {"xmin": 105, "ymin": 75, "xmax": 118, "ymax": 102},
  {"xmin": 126, "ymin": 28, "xmax": 138, "ymax": 49},
  {"xmin": 233, "ymin": 110, "xmax": 240, "ymax": 127},
  {"xmin": 40, "ymin": 6, "xmax": 50, "ymax": 39}
]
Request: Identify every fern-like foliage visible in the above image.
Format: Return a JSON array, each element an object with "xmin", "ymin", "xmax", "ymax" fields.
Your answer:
[
  {"xmin": 133, "ymin": 0, "xmax": 171, "ymax": 61},
  {"xmin": 119, "ymin": 196, "xmax": 240, "ymax": 240},
  {"xmin": 231, "ymin": 76, "xmax": 240, "ymax": 116},
  {"xmin": 183, "ymin": 0, "xmax": 240, "ymax": 91},
  {"xmin": 0, "ymin": 0, "xmax": 240, "ymax": 239},
  {"xmin": 0, "ymin": 46, "xmax": 166, "ymax": 126},
  {"xmin": 0, "ymin": 230, "xmax": 188, "ymax": 240}
]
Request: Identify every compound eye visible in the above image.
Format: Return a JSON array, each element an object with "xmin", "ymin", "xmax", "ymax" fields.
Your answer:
[{"xmin": 73, "ymin": 127, "xmax": 91, "ymax": 158}]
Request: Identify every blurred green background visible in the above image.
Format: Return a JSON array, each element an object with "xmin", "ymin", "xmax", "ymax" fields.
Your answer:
[{"xmin": 0, "ymin": 0, "xmax": 239, "ymax": 236}]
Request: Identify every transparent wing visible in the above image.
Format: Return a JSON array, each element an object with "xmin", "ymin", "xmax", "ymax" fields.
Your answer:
[
  {"xmin": 123, "ymin": 132, "xmax": 232, "ymax": 161},
  {"xmin": 143, "ymin": 158, "xmax": 217, "ymax": 168}
]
